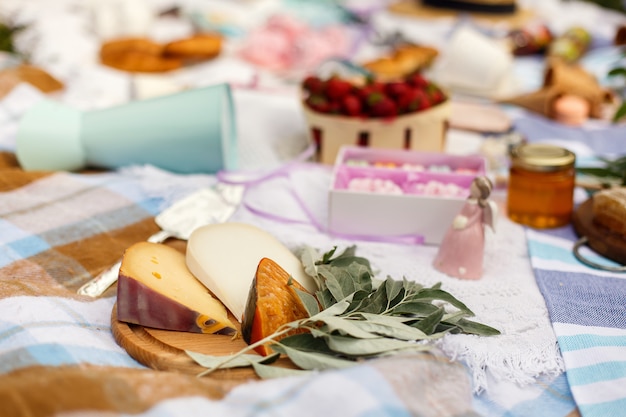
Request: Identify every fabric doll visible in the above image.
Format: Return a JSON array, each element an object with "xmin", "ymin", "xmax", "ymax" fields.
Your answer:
[{"xmin": 432, "ymin": 176, "xmax": 497, "ymax": 280}]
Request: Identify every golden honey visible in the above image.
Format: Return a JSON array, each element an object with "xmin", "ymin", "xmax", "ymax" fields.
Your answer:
[{"xmin": 506, "ymin": 144, "xmax": 576, "ymax": 228}]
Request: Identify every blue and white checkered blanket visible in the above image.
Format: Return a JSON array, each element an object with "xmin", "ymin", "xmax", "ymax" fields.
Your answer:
[
  {"xmin": 0, "ymin": 159, "xmax": 581, "ymax": 417},
  {"xmin": 528, "ymin": 226, "xmax": 626, "ymax": 417}
]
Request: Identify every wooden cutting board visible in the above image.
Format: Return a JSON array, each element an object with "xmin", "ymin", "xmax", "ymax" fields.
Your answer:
[
  {"xmin": 111, "ymin": 304, "xmax": 296, "ymax": 380},
  {"xmin": 572, "ymin": 198, "xmax": 626, "ymax": 265}
]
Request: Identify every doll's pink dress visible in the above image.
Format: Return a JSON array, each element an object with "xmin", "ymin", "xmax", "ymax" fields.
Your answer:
[{"xmin": 433, "ymin": 200, "xmax": 485, "ymax": 280}]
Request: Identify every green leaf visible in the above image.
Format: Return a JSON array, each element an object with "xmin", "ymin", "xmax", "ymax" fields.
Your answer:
[
  {"xmin": 301, "ymin": 246, "xmax": 323, "ymax": 287},
  {"xmin": 278, "ymin": 333, "xmax": 335, "ymax": 353},
  {"xmin": 318, "ymin": 316, "xmax": 379, "ymax": 339},
  {"xmin": 324, "ymin": 245, "xmax": 355, "ymax": 262},
  {"xmin": 295, "ymin": 287, "xmax": 320, "ymax": 317},
  {"xmin": 441, "ymin": 311, "xmax": 467, "ymax": 323},
  {"xmin": 352, "ymin": 282, "xmax": 389, "ymax": 315},
  {"xmin": 273, "ymin": 336, "xmax": 356, "ymax": 370},
  {"xmin": 308, "ymin": 327, "xmax": 330, "ymax": 339},
  {"xmin": 186, "ymin": 350, "xmax": 280, "ymax": 369},
  {"xmin": 0, "ymin": 21, "xmax": 28, "ymax": 55},
  {"xmin": 318, "ymin": 266, "xmax": 347, "ymax": 302},
  {"xmin": 613, "ymin": 103, "xmax": 626, "ymax": 123},
  {"xmin": 435, "ymin": 322, "xmax": 458, "ymax": 333},
  {"xmin": 409, "ymin": 288, "xmax": 474, "ymax": 315},
  {"xmin": 318, "ymin": 262, "xmax": 372, "ymax": 302},
  {"xmin": 403, "ymin": 277, "xmax": 423, "ymax": 292},
  {"xmin": 347, "ymin": 315, "xmax": 433, "ymax": 341},
  {"xmin": 385, "ymin": 277, "xmax": 405, "ymax": 307},
  {"xmin": 320, "ymin": 246, "xmax": 340, "ymax": 264},
  {"xmin": 389, "ymin": 300, "xmax": 440, "ymax": 316},
  {"xmin": 251, "ymin": 361, "xmax": 313, "ymax": 379},
  {"xmin": 608, "ymin": 156, "xmax": 626, "ymax": 169},
  {"xmin": 608, "ymin": 67, "xmax": 626, "ymax": 78},
  {"xmin": 329, "ymin": 254, "xmax": 372, "ymax": 270},
  {"xmin": 345, "ymin": 289, "xmax": 371, "ymax": 313},
  {"xmin": 444, "ymin": 318, "xmax": 501, "ymax": 336},
  {"xmin": 319, "ymin": 245, "xmax": 372, "ymax": 271},
  {"xmin": 311, "ymin": 298, "xmax": 350, "ymax": 318},
  {"xmin": 371, "ymin": 277, "xmax": 385, "ymax": 290},
  {"xmin": 411, "ymin": 306, "xmax": 445, "ymax": 335},
  {"xmin": 325, "ymin": 334, "xmax": 425, "ymax": 356},
  {"xmin": 576, "ymin": 167, "xmax": 622, "ymax": 178},
  {"xmin": 356, "ymin": 312, "xmax": 416, "ymax": 326},
  {"xmin": 315, "ymin": 288, "xmax": 337, "ymax": 310}
]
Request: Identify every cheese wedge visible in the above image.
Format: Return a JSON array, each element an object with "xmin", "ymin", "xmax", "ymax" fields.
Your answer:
[
  {"xmin": 186, "ymin": 222, "xmax": 317, "ymax": 322},
  {"xmin": 117, "ymin": 241, "xmax": 236, "ymax": 335},
  {"xmin": 241, "ymin": 257, "xmax": 311, "ymax": 356}
]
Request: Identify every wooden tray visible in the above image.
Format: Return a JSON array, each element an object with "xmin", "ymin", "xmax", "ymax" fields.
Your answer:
[
  {"xmin": 111, "ymin": 304, "xmax": 295, "ymax": 380},
  {"xmin": 572, "ymin": 198, "xmax": 626, "ymax": 266}
]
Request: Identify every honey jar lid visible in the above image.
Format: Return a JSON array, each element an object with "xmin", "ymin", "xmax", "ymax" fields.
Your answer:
[{"xmin": 510, "ymin": 143, "xmax": 575, "ymax": 172}]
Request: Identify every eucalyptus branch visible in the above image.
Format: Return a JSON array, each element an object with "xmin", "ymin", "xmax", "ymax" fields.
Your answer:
[{"xmin": 189, "ymin": 246, "xmax": 500, "ymax": 379}]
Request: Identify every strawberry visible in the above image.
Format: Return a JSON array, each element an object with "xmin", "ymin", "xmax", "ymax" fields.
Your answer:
[
  {"xmin": 328, "ymin": 100, "xmax": 342, "ymax": 115},
  {"xmin": 426, "ymin": 83, "xmax": 446, "ymax": 105},
  {"xmin": 385, "ymin": 81, "xmax": 411, "ymax": 98},
  {"xmin": 403, "ymin": 89, "xmax": 432, "ymax": 113},
  {"xmin": 412, "ymin": 94, "xmax": 432, "ymax": 112},
  {"xmin": 365, "ymin": 91, "xmax": 385, "ymax": 107},
  {"xmin": 356, "ymin": 85, "xmax": 377, "ymax": 102},
  {"xmin": 302, "ymin": 76, "xmax": 325, "ymax": 95},
  {"xmin": 341, "ymin": 94, "xmax": 362, "ymax": 116},
  {"xmin": 325, "ymin": 77, "xmax": 353, "ymax": 100},
  {"xmin": 305, "ymin": 94, "xmax": 331, "ymax": 113},
  {"xmin": 368, "ymin": 80, "xmax": 386, "ymax": 93},
  {"xmin": 368, "ymin": 96, "xmax": 397, "ymax": 118},
  {"xmin": 396, "ymin": 88, "xmax": 420, "ymax": 113},
  {"xmin": 407, "ymin": 72, "xmax": 428, "ymax": 89},
  {"xmin": 430, "ymin": 89, "xmax": 445, "ymax": 105}
]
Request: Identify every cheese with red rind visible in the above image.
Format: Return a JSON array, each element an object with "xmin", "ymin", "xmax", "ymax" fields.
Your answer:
[{"xmin": 116, "ymin": 242, "xmax": 236, "ymax": 335}]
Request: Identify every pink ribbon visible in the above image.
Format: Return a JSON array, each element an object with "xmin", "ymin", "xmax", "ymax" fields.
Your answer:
[{"xmin": 217, "ymin": 144, "xmax": 424, "ymax": 245}]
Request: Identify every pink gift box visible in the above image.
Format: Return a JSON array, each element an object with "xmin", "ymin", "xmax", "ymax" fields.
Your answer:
[{"xmin": 328, "ymin": 146, "xmax": 487, "ymax": 244}]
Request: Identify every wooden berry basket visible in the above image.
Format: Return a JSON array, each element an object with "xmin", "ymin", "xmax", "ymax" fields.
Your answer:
[{"xmin": 302, "ymin": 100, "xmax": 451, "ymax": 165}]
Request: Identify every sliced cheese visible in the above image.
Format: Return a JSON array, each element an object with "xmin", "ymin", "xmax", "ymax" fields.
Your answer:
[
  {"xmin": 117, "ymin": 241, "xmax": 236, "ymax": 335},
  {"xmin": 186, "ymin": 222, "xmax": 317, "ymax": 322}
]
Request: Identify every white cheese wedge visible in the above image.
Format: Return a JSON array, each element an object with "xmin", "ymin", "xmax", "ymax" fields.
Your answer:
[
  {"xmin": 186, "ymin": 222, "xmax": 317, "ymax": 322},
  {"xmin": 117, "ymin": 241, "xmax": 236, "ymax": 335}
]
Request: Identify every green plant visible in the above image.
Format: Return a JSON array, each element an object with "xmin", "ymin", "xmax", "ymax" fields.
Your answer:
[
  {"xmin": 188, "ymin": 246, "xmax": 499, "ymax": 379},
  {"xmin": 577, "ymin": 155, "xmax": 626, "ymax": 189},
  {"xmin": 608, "ymin": 66, "xmax": 626, "ymax": 122},
  {"xmin": 581, "ymin": 0, "xmax": 626, "ymax": 13},
  {"xmin": 0, "ymin": 18, "xmax": 26, "ymax": 55}
]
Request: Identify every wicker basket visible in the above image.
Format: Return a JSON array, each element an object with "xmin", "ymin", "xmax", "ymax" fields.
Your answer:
[{"xmin": 302, "ymin": 100, "xmax": 451, "ymax": 164}]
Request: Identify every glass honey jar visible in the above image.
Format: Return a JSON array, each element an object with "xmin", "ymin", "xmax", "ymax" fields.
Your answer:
[{"xmin": 506, "ymin": 143, "xmax": 576, "ymax": 228}]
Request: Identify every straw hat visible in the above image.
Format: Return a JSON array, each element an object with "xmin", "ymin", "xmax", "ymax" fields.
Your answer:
[{"xmin": 389, "ymin": 0, "xmax": 532, "ymax": 28}]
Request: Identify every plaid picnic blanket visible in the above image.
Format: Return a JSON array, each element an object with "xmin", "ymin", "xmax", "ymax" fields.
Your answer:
[
  {"xmin": 0, "ymin": 151, "xmax": 480, "ymax": 417},
  {"xmin": 0, "ymin": 149, "xmax": 582, "ymax": 417},
  {"xmin": 527, "ymin": 222, "xmax": 626, "ymax": 417},
  {"xmin": 0, "ymin": 150, "xmax": 581, "ymax": 417}
]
